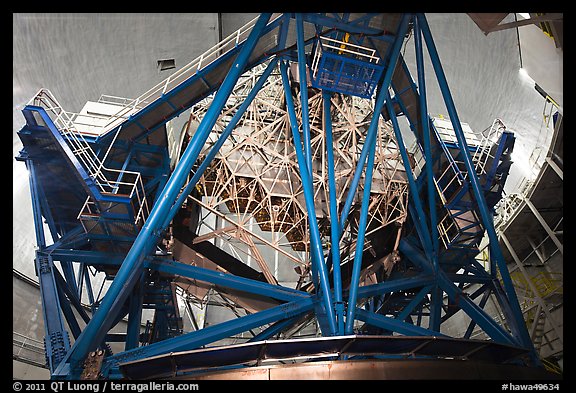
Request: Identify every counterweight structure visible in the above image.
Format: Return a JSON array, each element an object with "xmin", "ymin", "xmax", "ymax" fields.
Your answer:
[{"xmin": 15, "ymin": 13, "xmax": 550, "ymax": 379}]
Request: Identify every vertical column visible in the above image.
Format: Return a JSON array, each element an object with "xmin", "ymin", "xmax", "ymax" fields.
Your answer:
[
  {"xmin": 296, "ymin": 13, "xmax": 313, "ymax": 176},
  {"xmin": 344, "ymin": 128, "xmax": 377, "ymax": 334},
  {"xmin": 343, "ymin": 13, "xmax": 411, "ymax": 333},
  {"xmin": 65, "ymin": 13, "xmax": 273, "ymax": 374},
  {"xmin": 414, "ymin": 15, "xmax": 442, "ymax": 330},
  {"xmin": 385, "ymin": 93, "xmax": 434, "ymax": 255},
  {"xmin": 26, "ymin": 160, "xmax": 71, "ymax": 373},
  {"xmin": 280, "ymin": 60, "xmax": 337, "ymax": 335},
  {"xmin": 417, "ymin": 13, "xmax": 535, "ymax": 354},
  {"xmin": 323, "ymin": 91, "xmax": 344, "ymax": 335}
]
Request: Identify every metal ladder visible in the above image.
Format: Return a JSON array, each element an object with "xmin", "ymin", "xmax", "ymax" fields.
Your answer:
[{"xmin": 26, "ymin": 89, "xmax": 150, "ymax": 229}]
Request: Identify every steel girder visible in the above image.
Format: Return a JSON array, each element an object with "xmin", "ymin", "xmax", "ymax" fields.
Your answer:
[{"xmin": 15, "ymin": 12, "xmax": 541, "ymax": 379}]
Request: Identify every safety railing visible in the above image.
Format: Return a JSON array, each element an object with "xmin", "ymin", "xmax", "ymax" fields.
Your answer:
[
  {"xmin": 471, "ymin": 118, "xmax": 506, "ymax": 178},
  {"xmin": 95, "ymin": 14, "xmax": 272, "ymax": 135},
  {"xmin": 541, "ymin": 358, "xmax": 563, "ymax": 375},
  {"xmin": 532, "ymin": 271, "xmax": 563, "ymax": 298},
  {"xmin": 13, "ymin": 331, "xmax": 46, "ymax": 367},
  {"xmin": 27, "ymin": 89, "xmax": 112, "ymax": 188},
  {"xmin": 98, "ymin": 94, "xmax": 140, "ymax": 107},
  {"xmin": 27, "ymin": 89, "xmax": 149, "ymax": 226},
  {"xmin": 310, "ymin": 34, "xmax": 384, "ymax": 98},
  {"xmin": 434, "ymin": 159, "xmax": 467, "ymax": 205},
  {"xmin": 77, "ymin": 169, "xmax": 150, "ymax": 228},
  {"xmin": 509, "ymin": 270, "xmax": 563, "ymax": 301}
]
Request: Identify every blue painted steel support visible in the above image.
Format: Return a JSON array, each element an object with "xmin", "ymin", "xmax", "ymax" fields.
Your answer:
[
  {"xmin": 429, "ymin": 286, "xmax": 443, "ymax": 331},
  {"xmin": 397, "ymin": 285, "xmax": 433, "ymax": 322},
  {"xmin": 126, "ymin": 272, "xmax": 145, "ymax": 350},
  {"xmin": 63, "ymin": 14, "xmax": 273, "ymax": 376},
  {"xmin": 490, "ymin": 278, "xmax": 525, "ymax": 342},
  {"xmin": 76, "ymin": 262, "xmax": 85, "ymax": 299},
  {"xmin": 385, "ymin": 94, "xmax": 434, "ymax": 259},
  {"xmin": 416, "ymin": 13, "xmax": 534, "ymax": 354},
  {"xmin": 344, "ymin": 117, "xmax": 377, "ymax": 334},
  {"xmin": 337, "ymin": 14, "xmax": 410, "ymax": 235},
  {"xmin": 413, "ymin": 15, "xmax": 442, "ymax": 331},
  {"xmin": 464, "ymin": 286, "xmax": 491, "ymax": 339},
  {"xmin": 104, "ymin": 297, "xmax": 316, "ymax": 372},
  {"xmin": 55, "ymin": 280, "xmax": 82, "ymax": 339},
  {"xmin": 146, "ymin": 258, "xmax": 310, "ymax": 302},
  {"xmin": 45, "ymin": 226, "xmax": 87, "ymax": 252},
  {"xmin": 26, "ymin": 160, "xmax": 46, "ymax": 248},
  {"xmin": 34, "ymin": 171, "xmax": 60, "ymax": 242},
  {"xmin": 26, "ymin": 160, "xmax": 71, "ymax": 373},
  {"xmin": 399, "ymin": 238, "xmax": 517, "ymax": 345},
  {"xmin": 59, "ymin": 261, "xmax": 79, "ymax": 296},
  {"xmin": 248, "ymin": 315, "xmax": 301, "ymax": 342},
  {"xmin": 82, "ymin": 265, "xmax": 96, "ymax": 312},
  {"xmin": 53, "ymin": 268, "xmax": 91, "ymax": 325},
  {"xmin": 355, "ymin": 308, "xmax": 444, "ymax": 337},
  {"xmin": 355, "ymin": 274, "xmax": 435, "ymax": 300},
  {"xmin": 280, "ymin": 59, "xmax": 337, "ymax": 335},
  {"xmin": 296, "ymin": 13, "xmax": 313, "ymax": 177},
  {"xmin": 163, "ymin": 57, "xmax": 279, "ymax": 229},
  {"xmin": 323, "ymin": 91, "xmax": 344, "ymax": 335}
]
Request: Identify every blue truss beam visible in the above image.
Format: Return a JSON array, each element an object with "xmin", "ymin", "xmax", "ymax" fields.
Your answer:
[
  {"xmin": 331, "ymin": 13, "xmax": 411, "ymax": 258},
  {"xmin": 397, "ymin": 285, "xmax": 434, "ymax": 322},
  {"xmin": 60, "ymin": 14, "xmax": 274, "ymax": 377},
  {"xmin": 25, "ymin": 160, "xmax": 71, "ymax": 373},
  {"xmin": 416, "ymin": 13, "xmax": 534, "ymax": 354},
  {"xmin": 248, "ymin": 314, "xmax": 305, "ymax": 342},
  {"xmin": 103, "ymin": 297, "xmax": 316, "ymax": 374},
  {"xmin": 355, "ymin": 274, "xmax": 435, "ymax": 300},
  {"xmin": 280, "ymin": 58, "xmax": 337, "ymax": 335},
  {"xmin": 385, "ymin": 93, "xmax": 435, "ymax": 258},
  {"xmin": 464, "ymin": 287, "xmax": 491, "ymax": 339},
  {"xmin": 126, "ymin": 273, "xmax": 145, "ymax": 351},
  {"xmin": 399, "ymin": 238, "xmax": 518, "ymax": 346},
  {"xmin": 296, "ymin": 13, "xmax": 313, "ymax": 177},
  {"xmin": 323, "ymin": 91, "xmax": 345, "ymax": 335},
  {"xmin": 344, "ymin": 108, "xmax": 377, "ymax": 334},
  {"xmin": 355, "ymin": 308, "xmax": 445, "ymax": 337},
  {"xmin": 413, "ymin": 15, "xmax": 442, "ymax": 332},
  {"xmin": 146, "ymin": 259, "xmax": 310, "ymax": 303}
]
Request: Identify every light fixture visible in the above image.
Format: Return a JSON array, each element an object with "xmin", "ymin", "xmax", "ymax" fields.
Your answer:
[{"xmin": 519, "ymin": 67, "xmax": 535, "ymax": 84}]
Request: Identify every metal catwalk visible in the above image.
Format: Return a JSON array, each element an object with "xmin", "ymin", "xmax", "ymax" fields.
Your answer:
[{"xmin": 15, "ymin": 13, "xmax": 556, "ymax": 379}]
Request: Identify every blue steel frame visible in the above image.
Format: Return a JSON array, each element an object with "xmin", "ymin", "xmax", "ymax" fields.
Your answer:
[{"xmin": 15, "ymin": 12, "xmax": 541, "ymax": 380}]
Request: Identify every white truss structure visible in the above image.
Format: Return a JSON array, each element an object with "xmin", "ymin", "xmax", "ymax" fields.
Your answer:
[{"xmin": 174, "ymin": 61, "xmax": 410, "ymax": 293}]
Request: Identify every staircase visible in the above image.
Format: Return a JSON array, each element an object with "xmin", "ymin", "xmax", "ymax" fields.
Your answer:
[
  {"xmin": 21, "ymin": 89, "xmax": 150, "ymax": 243},
  {"xmin": 509, "ymin": 270, "xmax": 563, "ymax": 357},
  {"xmin": 413, "ymin": 117, "xmax": 515, "ymax": 251}
]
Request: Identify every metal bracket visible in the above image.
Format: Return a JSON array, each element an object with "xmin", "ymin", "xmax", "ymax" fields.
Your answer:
[{"xmin": 81, "ymin": 349, "xmax": 105, "ymax": 380}]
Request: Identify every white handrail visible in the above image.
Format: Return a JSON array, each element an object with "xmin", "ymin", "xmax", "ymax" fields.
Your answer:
[
  {"xmin": 472, "ymin": 118, "xmax": 505, "ymax": 177},
  {"xmin": 97, "ymin": 14, "xmax": 267, "ymax": 134},
  {"xmin": 28, "ymin": 89, "xmax": 149, "ymax": 226}
]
